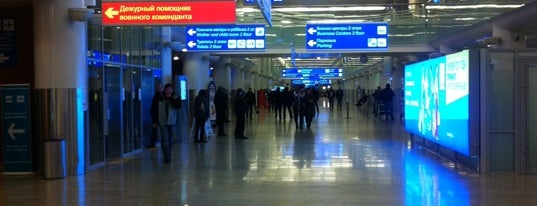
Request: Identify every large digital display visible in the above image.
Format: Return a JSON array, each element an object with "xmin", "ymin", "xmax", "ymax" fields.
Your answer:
[{"xmin": 404, "ymin": 50, "xmax": 470, "ymax": 155}]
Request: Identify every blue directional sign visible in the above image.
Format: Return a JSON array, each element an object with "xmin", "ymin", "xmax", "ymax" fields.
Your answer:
[
  {"xmin": 291, "ymin": 79, "xmax": 331, "ymax": 86},
  {"xmin": 281, "ymin": 68, "xmax": 343, "ymax": 79},
  {"xmin": 0, "ymin": 18, "xmax": 16, "ymax": 67},
  {"xmin": 185, "ymin": 24, "xmax": 266, "ymax": 52},
  {"xmin": 1, "ymin": 84, "xmax": 32, "ymax": 173},
  {"xmin": 305, "ymin": 22, "xmax": 388, "ymax": 50}
]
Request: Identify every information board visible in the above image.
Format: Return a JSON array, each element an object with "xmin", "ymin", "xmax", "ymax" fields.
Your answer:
[
  {"xmin": 185, "ymin": 24, "xmax": 266, "ymax": 51},
  {"xmin": 281, "ymin": 68, "xmax": 343, "ymax": 79},
  {"xmin": 0, "ymin": 18, "xmax": 16, "ymax": 67},
  {"xmin": 305, "ymin": 22, "xmax": 388, "ymax": 50},
  {"xmin": 1, "ymin": 84, "xmax": 32, "ymax": 173},
  {"xmin": 101, "ymin": 1, "xmax": 236, "ymax": 26}
]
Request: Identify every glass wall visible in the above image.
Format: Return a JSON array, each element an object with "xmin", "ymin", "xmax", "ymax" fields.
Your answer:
[{"xmin": 87, "ymin": 24, "xmax": 162, "ymax": 167}]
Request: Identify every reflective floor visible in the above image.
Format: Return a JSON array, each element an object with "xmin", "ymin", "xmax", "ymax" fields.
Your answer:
[{"xmin": 2, "ymin": 100, "xmax": 537, "ymax": 206}]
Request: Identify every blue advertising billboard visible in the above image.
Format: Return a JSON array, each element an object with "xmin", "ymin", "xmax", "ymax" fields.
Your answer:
[
  {"xmin": 404, "ymin": 50, "xmax": 470, "ymax": 155},
  {"xmin": 281, "ymin": 68, "xmax": 343, "ymax": 79},
  {"xmin": 305, "ymin": 22, "xmax": 388, "ymax": 50},
  {"xmin": 185, "ymin": 24, "xmax": 266, "ymax": 52}
]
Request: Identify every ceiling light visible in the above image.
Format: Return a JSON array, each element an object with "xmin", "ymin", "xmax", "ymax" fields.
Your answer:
[
  {"xmin": 281, "ymin": 20, "xmax": 292, "ymax": 24},
  {"xmin": 426, "ymin": 4, "xmax": 523, "ymax": 10},
  {"xmin": 173, "ymin": 56, "xmax": 179, "ymax": 61},
  {"xmin": 307, "ymin": 19, "xmax": 366, "ymax": 24},
  {"xmin": 274, "ymin": 6, "xmax": 385, "ymax": 12}
]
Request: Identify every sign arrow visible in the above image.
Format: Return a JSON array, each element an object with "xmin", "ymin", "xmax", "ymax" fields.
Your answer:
[
  {"xmin": 0, "ymin": 53, "xmax": 9, "ymax": 63},
  {"xmin": 187, "ymin": 41, "xmax": 197, "ymax": 48},
  {"xmin": 8, "ymin": 123, "xmax": 25, "ymax": 140},
  {"xmin": 187, "ymin": 29, "xmax": 196, "ymax": 36},
  {"xmin": 105, "ymin": 7, "xmax": 119, "ymax": 19},
  {"xmin": 307, "ymin": 40, "xmax": 317, "ymax": 47},
  {"xmin": 307, "ymin": 27, "xmax": 317, "ymax": 35}
]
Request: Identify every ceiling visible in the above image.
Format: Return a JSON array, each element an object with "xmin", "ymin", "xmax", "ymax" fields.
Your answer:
[
  {"xmin": 204, "ymin": 0, "xmax": 535, "ymax": 78},
  {"xmin": 2, "ymin": 0, "xmax": 533, "ymax": 79}
]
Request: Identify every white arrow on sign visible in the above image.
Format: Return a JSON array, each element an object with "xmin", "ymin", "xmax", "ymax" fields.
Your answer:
[
  {"xmin": 105, "ymin": 7, "xmax": 119, "ymax": 19},
  {"xmin": 307, "ymin": 40, "xmax": 317, "ymax": 47},
  {"xmin": 8, "ymin": 123, "xmax": 25, "ymax": 140},
  {"xmin": 0, "ymin": 53, "xmax": 9, "ymax": 63},
  {"xmin": 307, "ymin": 27, "xmax": 317, "ymax": 35},
  {"xmin": 187, "ymin": 41, "xmax": 197, "ymax": 48},
  {"xmin": 187, "ymin": 29, "xmax": 197, "ymax": 36}
]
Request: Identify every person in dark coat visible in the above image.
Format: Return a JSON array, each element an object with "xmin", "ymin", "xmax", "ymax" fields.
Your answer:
[
  {"xmin": 193, "ymin": 89, "xmax": 210, "ymax": 142},
  {"xmin": 304, "ymin": 88, "xmax": 316, "ymax": 129},
  {"xmin": 336, "ymin": 88, "xmax": 344, "ymax": 111},
  {"xmin": 214, "ymin": 86, "xmax": 228, "ymax": 136},
  {"xmin": 283, "ymin": 87, "xmax": 293, "ymax": 120},
  {"xmin": 292, "ymin": 87, "xmax": 305, "ymax": 129},
  {"xmin": 273, "ymin": 87, "xmax": 283, "ymax": 120},
  {"xmin": 244, "ymin": 88, "xmax": 256, "ymax": 119},
  {"xmin": 327, "ymin": 88, "xmax": 335, "ymax": 111},
  {"xmin": 381, "ymin": 83, "xmax": 395, "ymax": 120},
  {"xmin": 150, "ymin": 83, "xmax": 182, "ymax": 163},
  {"xmin": 234, "ymin": 88, "xmax": 248, "ymax": 139}
]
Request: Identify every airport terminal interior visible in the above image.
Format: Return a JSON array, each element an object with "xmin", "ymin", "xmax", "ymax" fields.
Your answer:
[{"xmin": 2, "ymin": 0, "xmax": 537, "ymax": 205}]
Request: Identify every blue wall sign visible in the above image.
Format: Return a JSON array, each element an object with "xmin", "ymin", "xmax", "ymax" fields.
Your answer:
[
  {"xmin": 305, "ymin": 22, "xmax": 388, "ymax": 50},
  {"xmin": 1, "ymin": 84, "xmax": 32, "ymax": 173},
  {"xmin": 0, "ymin": 18, "xmax": 16, "ymax": 67},
  {"xmin": 281, "ymin": 68, "xmax": 343, "ymax": 79},
  {"xmin": 185, "ymin": 24, "xmax": 266, "ymax": 52}
]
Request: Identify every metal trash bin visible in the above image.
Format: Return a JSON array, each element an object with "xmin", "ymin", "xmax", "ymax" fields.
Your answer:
[{"xmin": 43, "ymin": 139, "xmax": 66, "ymax": 179}]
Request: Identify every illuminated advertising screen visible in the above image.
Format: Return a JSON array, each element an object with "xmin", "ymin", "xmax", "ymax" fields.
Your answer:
[{"xmin": 404, "ymin": 50, "xmax": 470, "ymax": 155}]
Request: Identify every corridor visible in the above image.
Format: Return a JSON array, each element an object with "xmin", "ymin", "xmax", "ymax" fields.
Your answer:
[{"xmin": 1, "ymin": 101, "xmax": 537, "ymax": 206}]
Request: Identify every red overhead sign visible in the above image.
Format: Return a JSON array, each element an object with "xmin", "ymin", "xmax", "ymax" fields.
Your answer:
[{"xmin": 102, "ymin": 1, "xmax": 236, "ymax": 26}]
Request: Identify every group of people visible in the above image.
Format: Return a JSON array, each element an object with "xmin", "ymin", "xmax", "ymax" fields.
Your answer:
[
  {"xmin": 356, "ymin": 83, "xmax": 395, "ymax": 120},
  {"xmin": 266, "ymin": 86, "xmax": 320, "ymax": 121},
  {"xmin": 147, "ymin": 83, "xmax": 252, "ymax": 164},
  {"xmin": 326, "ymin": 87, "xmax": 344, "ymax": 111}
]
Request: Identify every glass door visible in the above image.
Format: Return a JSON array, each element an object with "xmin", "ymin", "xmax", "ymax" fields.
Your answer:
[
  {"xmin": 105, "ymin": 65, "xmax": 123, "ymax": 158},
  {"xmin": 141, "ymin": 69, "xmax": 156, "ymax": 147},
  {"xmin": 122, "ymin": 67, "xmax": 143, "ymax": 155},
  {"xmin": 88, "ymin": 66, "xmax": 105, "ymax": 166},
  {"xmin": 527, "ymin": 63, "xmax": 537, "ymax": 173}
]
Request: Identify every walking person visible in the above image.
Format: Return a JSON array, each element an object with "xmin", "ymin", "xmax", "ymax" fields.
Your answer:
[
  {"xmin": 336, "ymin": 87, "xmax": 344, "ymax": 111},
  {"xmin": 234, "ymin": 88, "xmax": 248, "ymax": 139},
  {"xmin": 304, "ymin": 88, "xmax": 316, "ymax": 129},
  {"xmin": 150, "ymin": 83, "xmax": 182, "ymax": 164},
  {"xmin": 327, "ymin": 88, "xmax": 335, "ymax": 111},
  {"xmin": 292, "ymin": 87, "xmax": 305, "ymax": 129},
  {"xmin": 146, "ymin": 84, "xmax": 163, "ymax": 148},
  {"xmin": 283, "ymin": 87, "xmax": 293, "ymax": 120},
  {"xmin": 214, "ymin": 87, "xmax": 228, "ymax": 136},
  {"xmin": 244, "ymin": 88, "xmax": 256, "ymax": 120},
  {"xmin": 381, "ymin": 83, "xmax": 395, "ymax": 120},
  {"xmin": 193, "ymin": 89, "xmax": 210, "ymax": 143}
]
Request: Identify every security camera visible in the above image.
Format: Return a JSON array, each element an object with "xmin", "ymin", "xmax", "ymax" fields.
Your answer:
[
  {"xmin": 476, "ymin": 37, "xmax": 502, "ymax": 47},
  {"xmin": 68, "ymin": 8, "xmax": 94, "ymax": 22}
]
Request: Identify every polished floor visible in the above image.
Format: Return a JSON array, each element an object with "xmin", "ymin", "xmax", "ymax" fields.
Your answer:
[{"xmin": 2, "ymin": 99, "xmax": 537, "ymax": 206}]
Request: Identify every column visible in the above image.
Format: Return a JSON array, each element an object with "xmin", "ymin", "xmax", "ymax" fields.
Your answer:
[
  {"xmin": 34, "ymin": 0, "xmax": 88, "ymax": 176},
  {"xmin": 184, "ymin": 53, "xmax": 211, "ymax": 91},
  {"xmin": 213, "ymin": 58, "xmax": 231, "ymax": 90},
  {"xmin": 161, "ymin": 27, "xmax": 172, "ymax": 84}
]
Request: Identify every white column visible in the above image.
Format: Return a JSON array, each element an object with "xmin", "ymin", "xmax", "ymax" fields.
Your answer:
[
  {"xmin": 34, "ymin": 0, "xmax": 87, "ymax": 176},
  {"xmin": 184, "ymin": 53, "xmax": 210, "ymax": 91},
  {"xmin": 161, "ymin": 27, "xmax": 172, "ymax": 84}
]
